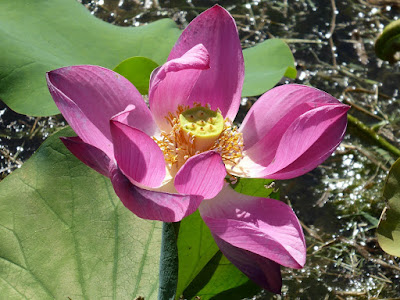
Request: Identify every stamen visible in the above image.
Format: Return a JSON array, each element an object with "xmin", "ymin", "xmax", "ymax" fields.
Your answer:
[
  {"xmin": 227, "ymin": 173, "xmax": 238, "ymax": 185},
  {"xmin": 209, "ymin": 118, "xmax": 244, "ymax": 168},
  {"xmin": 153, "ymin": 104, "xmax": 244, "ymax": 176}
]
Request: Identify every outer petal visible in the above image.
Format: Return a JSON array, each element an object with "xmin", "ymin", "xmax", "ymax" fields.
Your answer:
[
  {"xmin": 235, "ymin": 85, "xmax": 349, "ymax": 179},
  {"xmin": 46, "ymin": 65, "xmax": 158, "ymax": 157},
  {"xmin": 199, "ymin": 186, "xmax": 306, "ymax": 269},
  {"xmin": 110, "ymin": 120, "xmax": 166, "ymax": 188},
  {"xmin": 168, "ymin": 5, "xmax": 244, "ymax": 121},
  {"xmin": 174, "ymin": 151, "xmax": 226, "ymax": 199},
  {"xmin": 239, "ymin": 84, "xmax": 342, "ymax": 149},
  {"xmin": 60, "ymin": 136, "xmax": 112, "ymax": 178},
  {"xmin": 149, "ymin": 44, "xmax": 210, "ymax": 131},
  {"xmin": 215, "ymin": 237, "xmax": 282, "ymax": 293},
  {"xmin": 110, "ymin": 165, "xmax": 203, "ymax": 222},
  {"xmin": 47, "ymin": 80, "xmax": 114, "ymax": 158},
  {"xmin": 258, "ymin": 104, "xmax": 348, "ymax": 179}
]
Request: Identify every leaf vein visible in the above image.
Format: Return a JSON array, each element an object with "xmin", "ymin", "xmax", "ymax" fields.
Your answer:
[
  {"xmin": 67, "ymin": 162, "xmax": 88, "ymax": 299},
  {"xmin": 0, "ymin": 275, "xmax": 29, "ymax": 299},
  {"xmin": 16, "ymin": 177, "xmax": 70, "ymax": 228},
  {"xmin": 131, "ymin": 221, "xmax": 156, "ymax": 299}
]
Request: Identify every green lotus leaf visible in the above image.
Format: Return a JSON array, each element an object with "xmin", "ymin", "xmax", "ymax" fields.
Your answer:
[
  {"xmin": 0, "ymin": 127, "xmax": 163, "ymax": 299},
  {"xmin": 113, "ymin": 57, "xmax": 159, "ymax": 95},
  {"xmin": 242, "ymin": 38, "xmax": 297, "ymax": 97},
  {"xmin": 0, "ymin": 0, "xmax": 180, "ymax": 116},
  {"xmin": 183, "ymin": 251, "xmax": 261, "ymax": 300},
  {"xmin": 377, "ymin": 157, "xmax": 400, "ymax": 257},
  {"xmin": 175, "ymin": 210, "xmax": 219, "ymax": 299}
]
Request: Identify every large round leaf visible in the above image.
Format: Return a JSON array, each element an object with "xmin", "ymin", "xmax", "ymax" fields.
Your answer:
[
  {"xmin": 242, "ymin": 38, "xmax": 297, "ymax": 97},
  {"xmin": 0, "ymin": 0, "xmax": 180, "ymax": 116},
  {"xmin": 113, "ymin": 57, "xmax": 159, "ymax": 95},
  {"xmin": 377, "ymin": 157, "xmax": 400, "ymax": 257},
  {"xmin": 0, "ymin": 127, "xmax": 162, "ymax": 299}
]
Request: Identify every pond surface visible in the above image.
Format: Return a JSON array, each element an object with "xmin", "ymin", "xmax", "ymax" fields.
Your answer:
[{"xmin": 1, "ymin": 0, "xmax": 400, "ymax": 298}]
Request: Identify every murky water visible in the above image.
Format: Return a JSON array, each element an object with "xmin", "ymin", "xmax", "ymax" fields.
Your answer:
[
  {"xmin": 0, "ymin": 106, "xmax": 65, "ymax": 179},
  {"xmin": 1, "ymin": 0, "xmax": 399, "ymax": 298}
]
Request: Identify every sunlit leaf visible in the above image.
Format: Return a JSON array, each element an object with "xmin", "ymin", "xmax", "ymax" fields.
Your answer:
[
  {"xmin": 183, "ymin": 252, "xmax": 262, "ymax": 300},
  {"xmin": 232, "ymin": 177, "xmax": 276, "ymax": 198},
  {"xmin": 175, "ymin": 211, "xmax": 219, "ymax": 299},
  {"xmin": 0, "ymin": 0, "xmax": 180, "ymax": 116},
  {"xmin": 0, "ymin": 127, "xmax": 162, "ymax": 299},
  {"xmin": 114, "ymin": 57, "xmax": 159, "ymax": 95},
  {"xmin": 284, "ymin": 66, "xmax": 297, "ymax": 79},
  {"xmin": 377, "ymin": 157, "xmax": 400, "ymax": 257},
  {"xmin": 242, "ymin": 39, "xmax": 296, "ymax": 97}
]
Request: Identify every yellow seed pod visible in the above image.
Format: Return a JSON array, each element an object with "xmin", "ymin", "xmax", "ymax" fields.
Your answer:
[{"xmin": 179, "ymin": 106, "xmax": 224, "ymax": 151}]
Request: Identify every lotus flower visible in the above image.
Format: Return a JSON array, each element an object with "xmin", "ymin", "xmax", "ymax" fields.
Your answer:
[{"xmin": 46, "ymin": 5, "xmax": 349, "ymax": 294}]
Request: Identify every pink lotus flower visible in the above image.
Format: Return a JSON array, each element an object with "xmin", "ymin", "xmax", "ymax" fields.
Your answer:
[{"xmin": 46, "ymin": 5, "xmax": 349, "ymax": 293}]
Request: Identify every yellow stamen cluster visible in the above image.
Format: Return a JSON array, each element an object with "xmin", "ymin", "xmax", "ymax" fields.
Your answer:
[
  {"xmin": 209, "ymin": 119, "xmax": 244, "ymax": 166},
  {"xmin": 153, "ymin": 117, "xmax": 197, "ymax": 169},
  {"xmin": 153, "ymin": 104, "xmax": 244, "ymax": 175},
  {"xmin": 165, "ymin": 105, "xmax": 191, "ymax": 128}
]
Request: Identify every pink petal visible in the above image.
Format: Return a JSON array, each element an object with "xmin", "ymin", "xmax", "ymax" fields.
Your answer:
[
  {"xmin": 168, "ymin": 5, "xmax": 244, "ymax": 122},
  {"xmin": 199, "ymin": 186, "xmax": 306, "ymax": 269},
  {"xmin": 110, "ymin": 166, "xmax": 203, "ymax": 222},
  {"xmin": 235, "ymin": 84, "xmax": 349, "ymax": 179},
  {"xmin": 110, "ymin": 120, "xmax": 166, "ymax": 188},
  {"xmin": 174, "ymin": 151, "xmax": 226, "ymax": 199},
  {"xmin": 60, "ymin": 136, "xmax": 112, "ymax": 178},
  {"xmin": 237, "ymin": 103, "xmax": 348, "ymax": 179},
  {"xmin": 46, "ymin": 65, "xmax": 158, "ymax": 156},
  {"xmin": 149, "ymin": 44, "xmax": 210, "ymax": 131},
  {"xmin": 111, "ymin": 104, "xmax": 161, "ymax": 137},
  {"xmin": 46, "ymin": 79, "xmax": 114, "ymax": 158},
  {"xmin": 239, "ymin": 84, "xmax": 342, "ymax": 149},
  {"xmin": 111, "ymin": 104, "xmax": 135, "ymax": 124},
  {"xmin": 260, "ymin": 104, "xmax": 348, "ymax": 179},
  {"xmin": 215, "ymin": 237, "xmax": 282, "ymax": 293}
]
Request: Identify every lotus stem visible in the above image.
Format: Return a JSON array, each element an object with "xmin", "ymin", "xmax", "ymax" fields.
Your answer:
[{"xmin": 347, "ymin": 114, "xmax": 400, "ymax": 157}]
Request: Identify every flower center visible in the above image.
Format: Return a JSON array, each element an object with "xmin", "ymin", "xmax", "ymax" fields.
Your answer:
[
  {"xmin": 179, "ymin": 106, "xmax": 224, "ymax": 152},
  {"xmin": 153, "ymin": 104, "xmax": 244, "ymax": 175}
]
